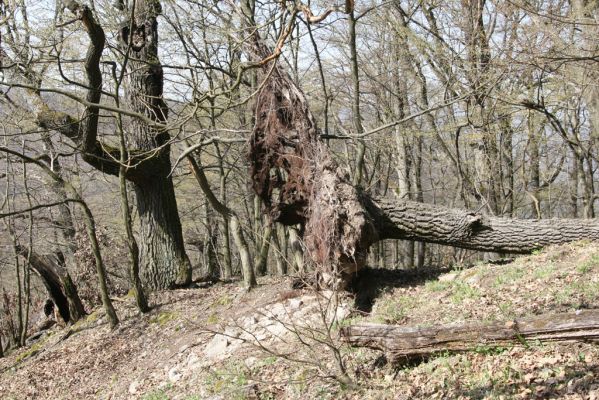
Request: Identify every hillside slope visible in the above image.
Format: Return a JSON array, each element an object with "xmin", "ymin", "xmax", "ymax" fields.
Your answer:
[{"xmin": 1, "ymin": 241, "xmax": 599, "ymax": 399}]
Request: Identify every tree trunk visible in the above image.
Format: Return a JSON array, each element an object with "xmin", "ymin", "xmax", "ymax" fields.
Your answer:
[
  {"xmin": 370, "ymin": 197, "xmax": 599, "ymax": 253},
  {"xmin": 124, "ymin": 0, "xmax": 191, "ymax": 290},
  {"xmin": 288, "ymin": 226, "xmax": 304, "ymax": 274},
  {"xmin": 255, "ymin": 220, "xmax": 272, "ymax": 276},
  {"xmin": 133, "ymin": 175, "xmax": 191, "ymax": 290},
  {"xmin": 230, "ymin": 214, "xmax": 257, "ymax": 288},
  {"xmin": 186, "ymin": 153, "xmax": 257, "ymax": 288},
  {"xmin": 26, "ymin": 1, "xmax": 192, "ymax": 292},
  {"xmin": 246, "ymin": 20, "xmax": 599, "ymax": 288},
  {"xmin": 341, "ymin": 310, "xmax": 599, "ymax": 363},
  {"xmin": 15, "ymin": 247, "xmax": 86, "ymax": 324},
  {"xmin": 215, "ymin": 143, "xmax": 233, "ymax": 279},
  {"xmin": 271, "ymin": 224, "xmax": 287, "ymax": 275},
  {"xmin": 203, "ymin": 202, "xmax": 219, "ymax": 279},
  {"xmin": 80, "ymin": 202, "xmax": 119, "ymax": 328}
]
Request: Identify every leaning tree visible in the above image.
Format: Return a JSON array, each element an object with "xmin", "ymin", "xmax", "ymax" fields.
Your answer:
[{"xmin": 245, "ymin": 3, "xmax": 599, "ymax": 287}]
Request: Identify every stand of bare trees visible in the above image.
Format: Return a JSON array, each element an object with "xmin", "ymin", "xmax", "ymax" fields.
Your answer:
[{"xmin": 0, "ymin": 0, "xmax": 598, "ymax": 349}]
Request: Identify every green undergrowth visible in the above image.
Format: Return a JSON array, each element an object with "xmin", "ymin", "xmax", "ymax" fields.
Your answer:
[
  {"xmin": 370, "ymin": 241, "xmax": 599, "ymax": 327},
  {"xmin": 15, "ymin": 341, "xmax": 43, "ymax": 363},
  {"xmin": 149, "ymin": 311, "xmax": 179, "ymax": 326}
]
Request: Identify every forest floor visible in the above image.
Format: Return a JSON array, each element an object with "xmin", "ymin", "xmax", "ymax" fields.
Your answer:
[{"xmin": 2, "ymin": 241, "xmax": 599, "ymax": 399}]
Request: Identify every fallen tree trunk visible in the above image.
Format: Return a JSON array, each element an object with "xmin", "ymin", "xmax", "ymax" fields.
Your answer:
[
  {"xmin": 244, "ymin": 6, "xmax": 599, "ymax": 287},
  {"xmin": 369, "ymin": 198, "xmax": 599, "ymax": 254},
  {"xmin": 340, "ymin": 310, "xmax": 599, "ymax": 362}
]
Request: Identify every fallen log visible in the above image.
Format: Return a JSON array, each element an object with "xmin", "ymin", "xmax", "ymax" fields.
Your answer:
[
  {"xmin": 245, "ymin": 8, "xmax": 599, "ymax": 288},
  {"xmin": 340, "ymin": 310, "xmax": 599, "ymax": 362}
]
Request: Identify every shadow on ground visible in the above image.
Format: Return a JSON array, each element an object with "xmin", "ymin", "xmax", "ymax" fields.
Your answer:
[{"xmin": 350, "ymin": 266, "xmax": 452, "ymax": 313}]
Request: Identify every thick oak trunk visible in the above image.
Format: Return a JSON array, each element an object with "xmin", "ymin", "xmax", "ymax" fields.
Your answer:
[
  {"xmin": 124, "ymin": 0, "xmax": 191, "ymax": 289},
  {"xmin": 341, "ymin": 310, "xmax": 599, "ymax": 363},
  {"xmin": 134, "ymin": 172, "xmax": 191, "ymax": 290},
  {"xmin": 27, "ymin": 2, "xmax": 191, "ymax": 291},
  {"xmin": 368, "ymin": 197, "xmax": 599, "ymax": 254}
]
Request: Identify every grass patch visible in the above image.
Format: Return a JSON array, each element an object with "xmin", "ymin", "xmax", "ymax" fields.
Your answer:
[
  {"xmin": 15, "ymin": 341, "xmax": 43, "ymax": 363},
  {"xmin": 493, "ymin": 265, "xmax": 526, "ymax": 287},
  {"xmin": 149, "ymin": 311, "xmax": 179, "ymax": 326},
  {"xmin": 474, "ymin": 345, "xmax": 509, "ymax": 356},
  {"xmin": 375, "ymin": 295, "xmax": 416, "ymax": 323},
  {"xmin": 577, "ymin": 254, "xmax": 599, "ymax": 274},
  {"xmin": 421, "ymin": 277, "xmax": 481, "ymax": 305},
  {"xmin": 450, "ymin": 282, "xmax": 481, "ymax": 304},
  {"xmin": 141, "ymin": 390, "xmax": 169, "ymax": 400},
  {"xmin": 204, "ymin": 361, "xmax": 250, "ymax": 400},
  {"xmin": 554, "ymin": 280, "xmax": 599, "ymax": 308},
  {"xmin": 206, "ymin": 312, "xmax": 219, "ymax": 325},
  {"xmin": 533, "ymin": 263, "xmax": 556, "ymax": 280},
  {"xmin": 498, "ymin": 301, "xmax": 515, "ymax": 319},
  {"xmin": 214, "ymin": 294, "xmax": 233, "ymax": 307},
  {"xmin": 425, "ymin": 280, "xmax": 453, "ymax": 292}
]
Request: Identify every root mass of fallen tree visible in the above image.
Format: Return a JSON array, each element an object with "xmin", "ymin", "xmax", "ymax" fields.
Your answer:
[{"xmin": 246, "ymin": 10, "xmax": 599, "ymax": 287}]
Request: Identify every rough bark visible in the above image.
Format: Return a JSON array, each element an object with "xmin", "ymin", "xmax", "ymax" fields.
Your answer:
[
  {"xmin": 133, "ymin": 174, "xmax": 191, "ymax": 290},
  {"xmin": 24, "ymin": 0, "xmax": 191, "ymax": 291},
  {"xmin": 370, "ymin": 197, "xmax": 599, "ymax": 253},
  {"xmin": 341, "ymin": 310, "xmax": 599, "ymax": 363},
  {"xmin": 121, "ymin": 0, "xmax": 192, "ymax": 289},
  {"xmin": 247, "ymin": 11, "xmax": 599, "ymax": 287},
  {"xmin": 15, "ymin": 247, "xmax": 86, "ymax": 324}
]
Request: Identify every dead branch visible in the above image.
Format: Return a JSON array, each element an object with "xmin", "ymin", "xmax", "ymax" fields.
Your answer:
[{"xmin": 341, "ymin": 310, "xmax": 599, "ymax": 363}]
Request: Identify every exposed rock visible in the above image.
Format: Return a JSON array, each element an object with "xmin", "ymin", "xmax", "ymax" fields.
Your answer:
[
  {"xmin": 438, "ymin": 273, "xmax": 457, "ymax": 282},
  {"xmin": 288, "ymin": 298, "xmax": 304, "ymax": 310},
  {"xmin": 128, "ymin": 380, "xmax": 140, "ymax": 395},
  {"xmin": 186, "ymin": 352, "xmax": 200, "ymax": 368},
  {"xmin": 168, "ymin": 367, "xmax": 181, "ymax": 383},
  {"xmin": 204, "ymin": 334, "xmax": 230, "ymax": 360}
]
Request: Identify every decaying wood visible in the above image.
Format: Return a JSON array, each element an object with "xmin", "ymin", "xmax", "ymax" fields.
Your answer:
[
  {"xmin": 15, "ymin": 246, "xmax": 86, "ymax": 324},
  {"xmin": 248, "ymin": 14, "xmax": 376, "ymax": 288},
  {"xmin": 340, "ymin": 310, "xmax": 599, "ymax": 362},
  {"xmin": 247, "ymin": 10, "xmax": 599, "ymax": 287}
]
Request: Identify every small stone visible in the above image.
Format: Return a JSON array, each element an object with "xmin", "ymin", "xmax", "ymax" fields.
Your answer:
[
  {"xmin": 204, "ymin": 334, "xmax": 230, "ymax": 359},
  {"xmin": 128, "ymin": 380, "xmax": 140, "ymax": 394},
  {"xmin": 168, "ymin": 367, "xmax": 182, "ymax": 383},
  {"xmin": 288, "ymin": 298, "xmax": 304, "ymax": 310},
  {"xmin": 254, "ymin": 330, "xmax": 269, "ymax": 341},
  {"xmin": 265, "ymin": 322, "xmax": 287, "ymax": 337},
  {"xmin": 187, "ymin": 352, "xmax": 200, "ymax": 367},
  {"xmin": 179, "ymin": 344, "xmax": 191, "ymax": 353},
  {"xmin": 269, "ymin": 303, "xmax": 287, "ymax": 318}
]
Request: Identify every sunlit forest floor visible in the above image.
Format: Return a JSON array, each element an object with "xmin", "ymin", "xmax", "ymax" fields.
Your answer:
[{"xmin": 1, "ymin": 241, "xmax": 599, "ymax": 399}]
